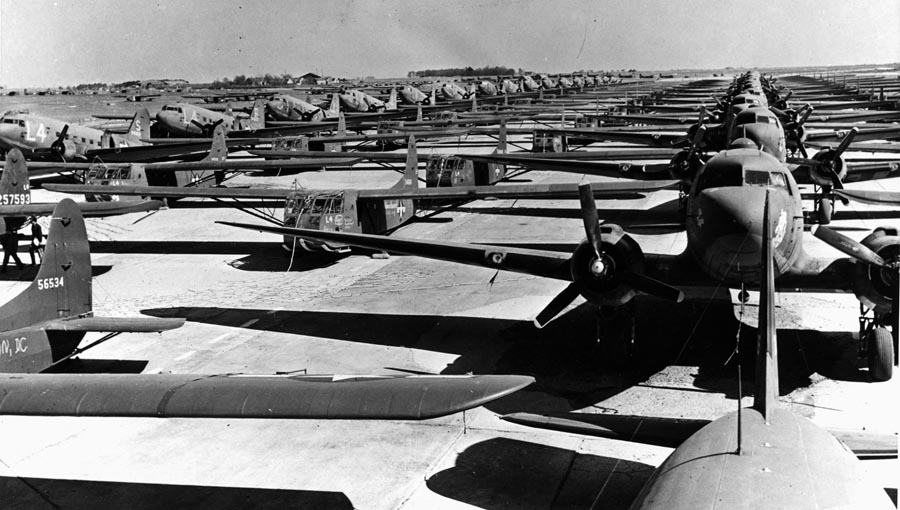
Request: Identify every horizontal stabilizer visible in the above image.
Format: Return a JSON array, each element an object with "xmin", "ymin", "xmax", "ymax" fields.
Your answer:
[
  {"xmin": 0, "ymin": 374, "xmax": 533, "ymax": 419},
  {"xmin": 38, "ymin": 316, "xmax": 185, "ymax": 333},
  {"xmin": 503, "ymin": 412, "xmax": 898, "ymax": 460},
  {"xmin": 502, "ymin": 412, "xmax": 708, "ymax": 447}
]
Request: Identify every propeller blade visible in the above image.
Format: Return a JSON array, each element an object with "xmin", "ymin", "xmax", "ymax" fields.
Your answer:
[
  {"xmin": 578, "ymin": 183, "xmax": 603, "ymax": 257},
  {"xmin": 796, "ymin": 104, "xmax": 813, "ymax": 127},
  {"xmin": 832, "ymin": 126, "xmax": 859, "ymax": 160},
  {"xmin": 621, "ymin": 271, "xmax": 684, "ymax": 302},
  {"xmin": 687, "ymin": 125, "xmax": 707, "ymax": 160},
  {"xmin": 533, "ymin": 282, "xmax": 583, "ymax": 328},
  {"xmin": 811, "ymin": 225, "xmax": 886, "ymax": 268}
]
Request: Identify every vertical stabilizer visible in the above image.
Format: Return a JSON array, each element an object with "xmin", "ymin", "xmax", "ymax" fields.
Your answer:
[
  {"xmin": 429, "ymin": 88, "xmax": 437, "ymax": 106},
  {"xmin": 337, "ymin": 112, "xmax": 347, "ymax": 137},
  {"xmin": 385, "ymin": 89, "xmax": 398, "ymax": 111},
  {"xmin": 203, "ymin": 125, "xmax": 228, "ymax": 162},
  {"xmin": 495, "ymin": 120, "xmax": 507, "ymax": 154},
  {"xmin": 246, "ymin": 99, "xmax": 266, "ymax": 130},
  {"xmin": 1, "ymin": 149, "xmax": 31, "ymax": 203},
  {"xmin": 126, "ymin": 109, "xmax": 151, "ymax": 141},
  {"xmin": 0, "ymin": 199, "xmax": 91, "ymax": 331},
  {"xmin": 416, "ymin": 105, "xmax": 423, "ymax": 122},
  {"xmin": 393, "ymin": 135, "xmax": 418, "ymax": 189},
  {"xmin": 324, "ymin": 94, "xmax": 340, "ymax": 119},
  {"xmin": 753, "ymin": 191, "xmax": 779, "ymax": 422}
]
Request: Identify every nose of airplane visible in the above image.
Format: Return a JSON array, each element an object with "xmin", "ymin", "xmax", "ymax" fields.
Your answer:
[
  {"xmin": 698, "ymin": 186, "xmax": 768, "ymax": 239},
  {"xmin": 692, "ymin": 186, "xmax": 770, "ymax": 280},
  {"xmin": 156, "ymin": 110, "xmax": 180, "ymax": 129}
]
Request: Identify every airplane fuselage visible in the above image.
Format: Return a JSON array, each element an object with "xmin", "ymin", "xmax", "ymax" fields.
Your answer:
[
  {"xmin": 338, "ymin": 90, "xmax": 384, "ymax": 113},
  {"xmin": 0, "ymin": 112, "xmax": 143, "ymax": 159},
  {"xmin": 266, "ymin": 94, "xmax": 324, "ymax": 122},
  {"xmin": 155, "ymin": 103, "xmax": 236, "ymax": 137},
  {"xmin": 685, "ymin": 146, "xmax": 805, "ymax": 285}
]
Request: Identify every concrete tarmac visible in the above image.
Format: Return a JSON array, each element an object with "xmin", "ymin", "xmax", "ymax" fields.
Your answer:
[{"xmin": 1, "ymin": 148, "xmax": 897, "ymax": 508}]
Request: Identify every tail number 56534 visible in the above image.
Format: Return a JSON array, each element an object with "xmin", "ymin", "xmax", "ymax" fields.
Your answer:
[{"xmin": 37, "ymin": 277, "xmax": 64, "ymax": 290}]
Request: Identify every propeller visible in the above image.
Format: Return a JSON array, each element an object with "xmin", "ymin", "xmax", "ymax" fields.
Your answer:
[
  {"xmin": 49, "ymin": 125, "xmax": 70, "ymax": 160},
  {"xmin": 818, "ymin": 126, "xmax": 859, "ymax": 192},
  {"xmin": 533, "ymin": 184, "xmax": 683, "ymax": 328},
  {"xmin": 811, "ymin": 224, "xmax": 887, "ymax": 268}
]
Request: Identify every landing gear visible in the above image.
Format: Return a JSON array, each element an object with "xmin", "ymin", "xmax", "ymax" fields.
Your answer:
[{"xmin": 858, "ymin": 305, "xmax": 896, "ymax": 382}]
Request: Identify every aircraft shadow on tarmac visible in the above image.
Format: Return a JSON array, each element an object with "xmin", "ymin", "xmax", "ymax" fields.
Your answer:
[
  {"xmin": 88, "ymin": 240, "xmax": 281, "ymax": 256},
  {"xmin": 142, "ymin": 301, "xmax": 868, "ymax": 414},
  {"xmin": 425, "ymin": 437, "xmax": 654, "ymax": 510},
  {"xmin": 0, "ymin": 264, "xmax": 110, "ymax": 281},
  {"xmin": 1, "ymin": 477, "xmax": 352, "ymax": 510}
]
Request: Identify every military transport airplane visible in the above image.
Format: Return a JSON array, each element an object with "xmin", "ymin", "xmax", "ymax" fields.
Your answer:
[
  {"xmin": 266, "ymin": 93, "xmax": 340, "ymax": 122},
  {"xmin": 220, "ymin": 136, "xmax": 900, "ymax": 381},
  {"xmin": 0, "ymin": 109, "xmax": 150, "ymax": 161},
  {"xmin": 338, "ymin": 89, "xmax": 398, "ymax": 113},
  {"xmin": 155, "ymin": 100, "xmax": 265, "ymax": 137},
  {"xmin": 504, "ymin": 199, "xmax": 896, "ymax": 509},
  {"xmin": 0, "ymin": 199, "xmax": 532, "ymax": 419}
]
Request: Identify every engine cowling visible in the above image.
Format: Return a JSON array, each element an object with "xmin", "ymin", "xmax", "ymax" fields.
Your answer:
[
  {"xmin": 807, "ymin": 149, "xmax": 848, "ymax": 187},
  {"xmin": 851, "ymin": 227, "xmax": 900, "ymax": 314},
  {"xmin": 570, "ymin": 224, "xmax": 646, "ymax": 307}
]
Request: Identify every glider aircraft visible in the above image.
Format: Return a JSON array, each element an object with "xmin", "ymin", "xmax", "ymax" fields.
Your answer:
[{"xmin": 0, "ymin": 199, "xmax": 533, "ymax": 420}]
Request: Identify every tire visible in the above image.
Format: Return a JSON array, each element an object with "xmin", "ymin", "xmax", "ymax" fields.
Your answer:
[{"xmin": 868, "ymin": 327, "xmax": 894, "ymax": 382}]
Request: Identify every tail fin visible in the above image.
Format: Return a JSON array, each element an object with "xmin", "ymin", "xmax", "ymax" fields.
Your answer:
[
  {"xmin": 416, "ymin": 105, "xmax": 423, "ymax": 122},
  {"xmin": 393, "ymin": 135, "xmax": 418, "ymax": 189},
  {"xmin": 429, "ymin": 88, "xmax": 437, "ymax": 106},
  {"xmin": 324, "ymin": 94, "xmax": 340, "ymax": 119},
  {"xmin": 494, "ymin": 120, "xmax": 507, "ymax": 154},
  {"xmin": 125, "ymin": 108, "xmax": 151, "ymax": 141},
  {"xmin": 0, "ymin": 199, "xmax": 91, "ymax": 331},
  {"xmin": 471, "ymin": 95, "xmax": 478, "ymax": 113},
  {"xmin": 0, "ymin": 149, "xmax": 31, "ymax": 204},
  {"xmin": 203, "ymin": 125, "xmax": 228, "ymax": 162},
  {"xmin": 246, "ymin": 99, "xmax": 266, "ymax": 129},
  {"xmin": 753, "ymin": 191, "xmax": 779, "ymax": 423},
  {"xmin": 337, "ymin": 112, "xmax": 346, "ymax": 137},
  {"xmin": 385, "ymin": 89, "xmax": 398, "ymax": 111}
]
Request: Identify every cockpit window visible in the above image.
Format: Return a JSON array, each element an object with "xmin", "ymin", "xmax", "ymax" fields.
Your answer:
[
  {"xmin": 697, "ymin": 161, "xmax": 743, "ymax": 190},
  {"xmin": 744, "ymin": 170, "xmax": 788, "ymax": 190},
  {"xmin": 756, "ymin": 115, "xmax": 776, "ymax": 124}
]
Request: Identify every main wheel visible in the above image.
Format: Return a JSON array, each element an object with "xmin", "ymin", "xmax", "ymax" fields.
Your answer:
[{"xmin": 868, "ymin": 327, "xmax": 894, "ymax": 382}]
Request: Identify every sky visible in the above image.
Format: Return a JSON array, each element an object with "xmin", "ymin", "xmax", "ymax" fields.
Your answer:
[{"xmin": 1, "ymin": 0, "xmax": 898, "ymax": 88}]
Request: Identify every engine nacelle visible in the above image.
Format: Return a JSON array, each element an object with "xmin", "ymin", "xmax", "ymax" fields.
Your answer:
[
  {"xmin": 570, "ymin": 224, "xmax": 646, "ymax": 307},
  {"xmin": 807, "ymin": 149, "xmax": 847, "ymax": 187},
  {"xmin": 851, "ymin": 227, "xmax": 900, "ymax": 314}
]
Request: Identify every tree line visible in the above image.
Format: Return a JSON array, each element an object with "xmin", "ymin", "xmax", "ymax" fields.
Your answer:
[{"xmin": 408, "ymin": 66, "xmax": 520, "ymax": 78}]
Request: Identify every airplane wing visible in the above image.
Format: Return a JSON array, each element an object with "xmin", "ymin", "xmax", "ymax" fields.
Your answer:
[
  {"xmin": 218, "ymin": 221, "xmax": 574, "ymax": 281},
  {"xmin": 36, "ymin": 316, "xmax": 185, "ymax": 332},
  {"xmin": 841, "ymin": 161, "xmax": 900, "ymax": 184},
  {"xmin": 462, "ymin": 154, "xmax": 674, "ymax": 179},
  {"xmin": 0, "ymin": 200, "xmax": 163, "ymax": 217},
  {"xmin": 502, "ymin": 412, "xmax": 897, "ymax": 459},
  {"xmin": 44, "ymin": 184, "xmax": 290, "ymax": 200},
  {"xmin": 356, "ymin": 180, "xmax": 680, "ymax": 200},
  {"xmin": 0, "ymin": 373, "xmax": 533, "ymax": 420},
  {"xmin": 804, "ymin": 126, "xmax": 900, "ymax": 144},
  {"xmin": 535, "ymin": 128, "xmax": 688, "ymax": 148}
]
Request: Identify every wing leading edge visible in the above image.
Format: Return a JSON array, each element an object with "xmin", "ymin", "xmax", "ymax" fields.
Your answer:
[{"xmin": 0, "ymin": 373, "xmax": 533, "ymax": 420}]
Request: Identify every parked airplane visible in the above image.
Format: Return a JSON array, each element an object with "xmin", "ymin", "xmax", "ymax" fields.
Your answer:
[
  {"xmin": 338, "ymin": 89, "xmax": 397, "ymax": 113},
  {"xmin": 0, "ymin": 109, "xmax": 150, "ymax": 161},
  {"xmin": 266, "ymin": 94, "xmax": 340, "ymax": 122},
  {"xmin": 155, "ymin": 100, "xmax": 265, "ymax": 137},
  {"xmin": 0, "ymin": 149, "xmax": 162, "ymax": 230},
  {"xmin": 0, "ymin": 199, "xmax": 532, "ymax": 419},
  {"xmin": 220, "ymin": 138, "xmax": 900, "ymax": 381},
  {"xmin": 505, "ymin": 198, "xmax": 895, "ymax": 509}
]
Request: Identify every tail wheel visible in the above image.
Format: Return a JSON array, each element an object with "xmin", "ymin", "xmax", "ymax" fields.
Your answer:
[{"xmin": 868, "ymin": 326, "xmax": 894, "ymax": 382}]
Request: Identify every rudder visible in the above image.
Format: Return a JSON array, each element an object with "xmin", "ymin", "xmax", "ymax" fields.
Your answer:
[{"xmin": 204, "ymin": 125, "xmax": 228, "ymax": 162}]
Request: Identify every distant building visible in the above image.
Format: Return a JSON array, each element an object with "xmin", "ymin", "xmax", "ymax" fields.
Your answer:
[{"xmin": 298, "ymin": 73, "xmax": 321, "ymax": 85}]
